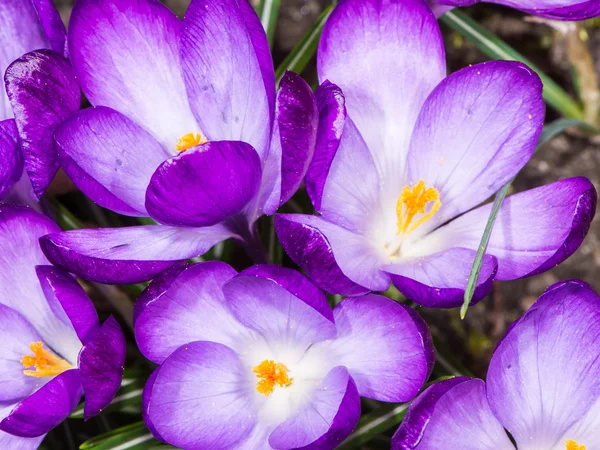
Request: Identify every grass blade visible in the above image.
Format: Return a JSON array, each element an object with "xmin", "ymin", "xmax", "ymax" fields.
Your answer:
[{"xmin": 256, "ymin": 0, "xmax": 281, "ymax": 47}]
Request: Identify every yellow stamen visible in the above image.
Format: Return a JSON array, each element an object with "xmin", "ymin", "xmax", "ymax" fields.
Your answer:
[
  {"xmin": 396, "ymin": 180, "xmax": 441, "ymax": 236},
  {"xmin": 252, "ymin": 360, "xmax": 292, "ymax": 396},
  {"xmin": 175, "ymin": 132, "xmax": 207, "ymax": 152},
  {"xmin": 21, "ymin": 342, "xmax": 72, "ymax": 378},
  {"xmin": 566, "ymin": 440, "xmax": 586, "ymax": 450}
]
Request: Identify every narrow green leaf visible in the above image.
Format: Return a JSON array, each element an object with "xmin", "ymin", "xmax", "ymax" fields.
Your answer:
[
  {"xmin": 275, "ymin": 4, "xmax": 335, "ymax": 82},
  {"xmin": 441, "ymin": 10, "xmax": 585, "ymax": 121},
  {"xmin": 460, "ymin": 118, "xmax": 592, "ymax": 318},
  {"xmin": 50, "ymin": 198, "xmax": 83, "ymax": 231},
  {"xmin": 79, "ymin": 422, "xmax": 159, "ymax": 450},
  {"xmin": 256, "ymin": 0, "xmax": 281, "ymax": 47}
]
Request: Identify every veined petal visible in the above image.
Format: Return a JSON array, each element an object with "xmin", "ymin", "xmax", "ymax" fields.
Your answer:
[
  {"xmin": 0, "ymin": 432, "xmax": 44, "ymax": 450},
  {"xmin": 436, "ymin": 0, "xmax": 600, "ymax": 20},
  {"xmin": 31, "ymin": 0, "xmax": 66, "ymax": 54},
  {"xmin": 0, "ymin": 119, "xmax": 23, "ymax": 199}
]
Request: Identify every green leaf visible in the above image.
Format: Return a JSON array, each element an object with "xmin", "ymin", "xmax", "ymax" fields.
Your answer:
[
  {"xmin": 51, "ymin": 198, "xmax": 83, "ymax": 231},
  {"xmin": 441, "ymin": 10, "xmax": 585, "ymax": 121},
  {"xmin": 79, "ymin": 422, "xmax": 159, "ymax": 450},
  {"xmin": 275, "ymin": 4, "xmax": 335, "ymax": 82},
  {"xmin": 256, "ymin": 0, "xmax": 281, "ymax": 47},
  {"xmin": 460, "ymin": 118, "xmax": 592, "ymax": 319}
]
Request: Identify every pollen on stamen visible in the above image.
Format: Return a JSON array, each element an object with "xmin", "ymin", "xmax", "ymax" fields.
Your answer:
[
  {"xmin": 252, "ymin": 360, "xmax": 292, "ymax": 396},
  {"xmin": 21, "ymin": 342, "xmax": 72, "ymax": 378},
  {"xmin": 566, "ymin": 440, "xmax": 586, "ymax": 450},
  {"xmin": 175, "ymin": 132, "xmax": 207, "ymax": 152},
  {"xmin": 396, "ymin": 180, "xmax": 441, "ymax": 236}
]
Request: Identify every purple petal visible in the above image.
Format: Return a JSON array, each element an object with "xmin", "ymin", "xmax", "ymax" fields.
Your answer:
[
  {"xmin": 142, "ymin": 368, "xmax": 164, "ymax": 442},
  {"xmin": 0, "ymin": 369, "xmax": 82, "ymax": 438},
  {"xmin": 305, "ymin": 81, "xmax": 346, "ymax": 212},
  {"xmin": 392, "ymin": 378, "xmax": 513, "ymax": 450},
  {"xmin": 269, "ymin": 366, "xmax": 360, "ymax": 449},
  {"xmin": 40, "ymin": 224, "xmax": 234, "ymax": 284},
  {"xmin": 223, "ymin": 275, "xmax": 337, "ymax": 347},
  {"xmin": 239, "ymin": 264, "xmax": 334, "ymax": 323},
  {"xmin": 68, "ymin": 0, "xmax": 198, "ymax": 150},
  {"xmin": 438, "ymin": 0, "xmax": 600, "ymax": 20},
  {"xmin": 328, "ymin": 294, "xmax": 430, "ymax": 401},
  {"xmin": 0, "ymin": 119, "xmax": 23, "ymax": 199},
  {"xmin": 3, "ymin": 172, "xmax": 39, "ymax": 211},
  {"xmin": 181, "ymin": 0, "xmax": 275, "ymax": 155},
  {"xmin": 406, "ymin": 61, "xmax": 544, "ymax": 236},
  {"xmin": 384, "ymin": 248, "xmax": 498, "ymax": 308},
  {"xmin": 275, "ymin": 214, "xmax": 387, "ymax": 296},
  {"xmin": 31, "ymin": 0, "xmax": 66, "ymax": 54},
  {"xmin": 417, "ymin": 177, "xmax": 596, "ymax": 281},
  {"xmin": 147, "ymin": 341, "xmax": 255, "ymax": 449},
  {"xmin": 145, "ymin": 140, "xmax": 262, "ymax": 227},
  {"xmin": 134, "ymin": 261, "xmax": 240, "ymax": 364},
  {"xmin": 79, "ymin": 316, "xmax": 125, "ymax": 420},
  {"xmin": 55, "ymin": 106, "xmax": 169, "ymax": 216},
  {"xmin": 317, "ymin": 0, "xmax": 445, "ymax": 196},
  {"xmin": 0, "ymin": 433, "xmax": 44, "ymax": 450},
  {"xmin": 5, "ymin": 49, "xmax": 81, "ymax": 197},
  {"xmin": 487, "ymin": 280, "xmax": 600, "ymax": 448}
]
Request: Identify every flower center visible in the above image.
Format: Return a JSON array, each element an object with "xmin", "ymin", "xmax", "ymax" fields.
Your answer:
[
  {"xmin": 252, "ymin": 360, "xmax": 292, "ymax": 396},
  {"xmin": 21, "ymin": 342, "xmax": 72, "ymax": 378},
  {"xmin": 566, "ymin": 441, "xmax": 586, "ymax": 450},
  {"xmin": 175, "ymin": 132, "xmax": 207, "ymax": 152}
]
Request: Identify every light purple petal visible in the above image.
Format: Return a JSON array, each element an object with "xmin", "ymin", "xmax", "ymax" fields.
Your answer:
[
  {"xmin": 317, "ymin": 0, "xmax": 445, "ymax": 203},
  {"xmin": 147, "ymin": 341, "xmax": 256, "ymax": 449},
  {"xmin": 4, "ymin": 172, "xmax": 39, "ymax": 211},
  {"xmin": 145, "ymin": 141, "xmax": 262, "ymax": 227},
  {"xmin": 5, "ymin": 49, "xmax": 81, "ymax": 197},
  {"xmin": 31, "ymin": 0, "xmax": 66, "ymax": 54},
  {"xmin": 487, "ymin": 280, "xmax": 600, "ymax": 449},
  {"xmin": 181, "ymin": 0, "xmax": 275, "ymax": 155},
  {"xmin": 141, "ymin": 368, "xmax": 164, "ymax": 442},
  {"xmin": 0, "ymin": 369, "xmax": 82, "ymax": 438},
  {"xmin": 406, "ymin": 61, "xmax": 544, "ymax": 236},
  {"xmin": 416, "ymin": 177, "xmax": 596, "ymax": 281},
  {"xmin": 135, "ymin": 261, "xmax": 240, "ymax": 364},
  {"xmin": 68, "ymin": 0, "xmax": 198, "ymax": 149},
  {"xmin": 269, "ymin": 366, "xmax": 360, "ymax": 449},
  {"xmin": 79, "ymin": 316, "xmax": 125, "ymax": 420},
  {"xmin": 55, "ymin": 106, "xmax": 169, "ymax": 216},
  {"xmin": 0, "ymin": 119, "xmax": 23, "ymax": 198},
  {"xmin": 327, "ymin": 295, "xmax": 430, "ymax": 401},
  {"xmin": 437, "ymin": 0, "xmax": 600, "ymax": 20},
  {"xmin": 0, "ymin": 432, "xmax": 44, "ymax": 450},
  {"xmin": 305, "ymin": 81, "xmax": 346, "ymax": 212},
  {"xmin": 40, "ymin": 224, "xmax": 234, "ymax": 284},
  {"xmin": 384, "ymin": 248, "xmax": 497, "ymax": 308}
]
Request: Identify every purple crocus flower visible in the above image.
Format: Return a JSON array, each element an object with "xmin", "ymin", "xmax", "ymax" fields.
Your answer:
[
  {"xmin": 276, "ymin": 0, "xmax": 596, "ymax": 308},
  {"xmin": 0, "ymin": 0, "xmax": 79, "ymax": 208},
  {"xmin": 0, "ymin": 204, "xmax": 125, "ymax": 449},
  {"xmin": 135, "ymin": 262, "xmax": 434, "ymax": 449},
  {"xmin": 393, "ymin": 279, "xmax": 600, "ymax": 450},
  {"xmin": 38, "ymin": 0, "xmax": 318, "ymax": 284}
]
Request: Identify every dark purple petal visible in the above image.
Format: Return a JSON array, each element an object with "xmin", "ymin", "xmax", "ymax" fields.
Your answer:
[
  {"xmin": 329, "ymin": 295, "xmax": 430, "ymax": 401},
  {"xmin": 0, "ymin": 369, "xmax": 82, "ymax": 438},
  {"xmin": 142, "ymin": 368, "xmax": 164, "ymax": 442},
  {"xmin": 0, "ymin": 119, "xmax": 23, "ymax": 199},
  {"xmin": 55, "ymin": 106, "xmax": 170, "ymax": 216},
  {"xmin": 269, "ymin": 367, "xmax": 360, "ymax": 449},
  {"xmin": 384, "ymin": 248, "xmax": 498, "ymax": 308},
  {"xmin": 79, "ymin": 316, "xmax": 125, "ymax": 420},
  {"xmin": 5, "ymin": 49, "xmax": 81, "ymax": 197},
  {"xmin": 41, "ymin": 224, "xmax": 234, "ymax": 284},
  {"xmin": 31, "ymin": 0, "xmax": 67, "ymax": 54},
  {"xmin": 146, "ymin": 141, "xmax": 262, "ymax": 227},
  {"xmin": 305, "ymin": 81, "xmax": 346, "ymax": 212},
  {"xmin": 181, "ymin": 0, "xmax": 275, "ymax": 154},
  {"xmin": 436, "ymin": 0, "xmax": 600, "ymax": 20},
  {"xmin": 35, "ymin": 265, "xmax": 99, "ymax": 345}
]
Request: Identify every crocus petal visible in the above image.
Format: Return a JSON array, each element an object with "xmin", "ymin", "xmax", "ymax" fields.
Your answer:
[
  {"xmin": 393, "ymin": 378, "xmax": 514, "ymax": 450},
  {"xmin": 305, "ymin": 81, "xmax": 346, "ymax": 212},
  {"xmin": 436, "ymin": 0, "xmax": 600, "ymax": 20},
  {"xmin": 384, "ymin": 248, "xmax": 498, "ymax": 308},
  {"xmin": 141, "ymin": 368, "xmax": 164, "ymax": 442},
  {"xmin": 0, "ymin": 119, "xmax": 23, "ymax": 199},
  {"xmin": 325, "ymin": 295, "xmax": 429, "ymax": 402},
  {"xmin": 317, "ymin": 0, "xmax": 445, "ymax": 201},
  {"xmin": 413, "ymin": 177, "xmax": 596, "ymax": 281},
  {"xmin": 239, "ymin": 265, "xmax": 334, "ymax": 323},
  {"xmin": 269, "ymin": 366, "xmax": 360, "ymax": 449},
  {"xmin": 0, "ymin": 432, "xmax": 44, "ymax": 450},
  {"xmin": 146, "ymin": 140, "xmax": 262, "ymax": 227},
  {"xmin": 223, "ymin": 275, "xmax": 337, "ymax": 346},
  {"xmin": 0, "ymin": 369, "xmax": 82, "ymax": 438},
  {"xmin": 5, "ymin": 49, "xmax": 81, "ymax": 197},
  {"xmin": 40, "ymin": 224, "xmax": 234, "ymax": 284},
  {"xmin": 135, "ymin": 261, "xmax": 241, "ymax": 364},
  {"xmin": 147, "ymin": 341, "xmax": 256, "ymax": 449},
  {"xmin": 3, "ymin": 173, "xmax": 39, "ymax": 211},
  {"xmin": 275, "ymin": 214, "xmax": 387, "ymax": 296},
  {"xmin": 35, "ymin": 266, "xmax": 99, "ymax": 345},
  {"xmin": 181, "ymin": 0, "xmax": 275, "ymax": 155},
  {"xmin": 55, "ymin": 106, "xmax": 170, "ymax": 216},
  {"xmin": 406, "ymin": 61, "xmax": 544, "ymax": 236},
  {"xmin": 487, "ymin": 280, "xmax": 600, "ymax": 449},
  {"xmin": 68, "ymin": 0, "xmax": 198, "ymax": 150},
  {"xmin": 31, "ymin": 0, "xmax": 66, "ymax": 54},
  {"xmin": 79, "ymin": 316, "xmax": 125, "ymax": 420}
]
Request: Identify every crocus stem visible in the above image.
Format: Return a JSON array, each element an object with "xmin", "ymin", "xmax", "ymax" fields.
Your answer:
[{"xmin": 229, "ymin": 216, "xmax": 268, "ymax": 264}]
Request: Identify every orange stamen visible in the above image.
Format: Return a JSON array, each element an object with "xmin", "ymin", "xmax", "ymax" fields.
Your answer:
[
  {"xmin": 396, "ymin": 180, "xmax": 441, "ymax": 236},
  {"xmin": 21, "ymin": 342, "xmax": 72, "ymax": 378},
  {"xmin": 175, "ymin": 132, "xmax": 207, "ymax": 152},
  {"xmin": 252, "ymin": 360, "xmax": 292, "ymax": 396},
  {"xmin": 566, "ymin": 441, "xmax": 586, "ymax": 450}
]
